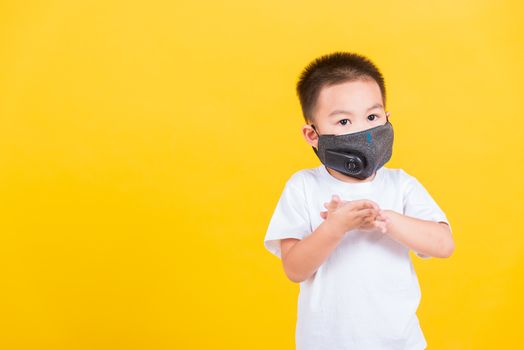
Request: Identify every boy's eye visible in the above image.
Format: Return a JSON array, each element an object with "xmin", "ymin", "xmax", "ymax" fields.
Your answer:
[
  {"xmin": 368, "ymin": 114, "xmax": 379, "ymax": 121},
  {"xmin": 339, "ymin": 119, "xmax": 350, "ymax": 126}
]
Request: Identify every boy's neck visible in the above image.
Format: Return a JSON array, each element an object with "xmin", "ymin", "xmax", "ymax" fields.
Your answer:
[{"xmin": 325, "ymin": 166, "xmax": 377, "ymax": 183}]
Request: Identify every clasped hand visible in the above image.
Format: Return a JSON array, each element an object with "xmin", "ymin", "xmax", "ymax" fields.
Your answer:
[{"xmin": 320, "ymin": 194, "xmax": 390, "ymax": 234}]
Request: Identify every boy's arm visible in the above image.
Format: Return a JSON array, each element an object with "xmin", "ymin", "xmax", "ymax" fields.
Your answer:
[
  {"xmin": 381, "ymin": 210, "xmax": 455, "ymax": 258},
  {"xmin": 280, "ymin": 197, "xmax": 380, "ymax": 283},
  {"xmin": 280, "ymin": 218, "xmax": 346, "ymax": 283}
]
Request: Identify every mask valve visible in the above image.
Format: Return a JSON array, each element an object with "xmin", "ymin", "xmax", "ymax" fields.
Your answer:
[{"xmin": 325, "ymin": 150, "xmax": 366, "ymax": 176}]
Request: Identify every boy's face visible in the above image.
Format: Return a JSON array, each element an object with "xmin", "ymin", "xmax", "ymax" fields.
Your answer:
[{"xmin": 302, "ymin": 79, "xmax": 390, "ymax": 150}]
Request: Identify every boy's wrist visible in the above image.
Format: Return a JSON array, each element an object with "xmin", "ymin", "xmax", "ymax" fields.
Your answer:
[
  {"xmin": 380, "ymin": 209, "xmax": 398, "ymax": 235},
  {"xmin": 324, "ymin": 216, "xmax": 350, "ymax": 238}
]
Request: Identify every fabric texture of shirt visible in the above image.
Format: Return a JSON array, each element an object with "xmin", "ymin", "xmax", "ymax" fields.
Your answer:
[{"xmin": 263, "ymin": 165, "xmax": 452, "ymax": 350}]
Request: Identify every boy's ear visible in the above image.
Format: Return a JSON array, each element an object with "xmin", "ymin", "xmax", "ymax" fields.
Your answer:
[{"xmin": 302, "ymin": 124, "xmax": 319, "ymax": 149}]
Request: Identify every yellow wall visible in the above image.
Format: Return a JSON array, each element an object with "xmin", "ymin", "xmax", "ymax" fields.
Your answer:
[{"xmin": 1, "ymin": 1, "xmax": 523, "ymax": 349}]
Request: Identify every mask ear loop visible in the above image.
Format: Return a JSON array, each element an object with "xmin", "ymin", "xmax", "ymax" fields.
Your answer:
[
  {"xmin": 310, "ymin": 124, "xmax": 320, "ymax": 155},
  {"xmin": 311, "ymin": 124, "xmax": 319, "ymax": 137}
]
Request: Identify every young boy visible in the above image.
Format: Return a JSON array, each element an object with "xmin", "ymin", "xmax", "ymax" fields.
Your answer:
[{"xmin": 263, "ymin": 52, "xmax": 455, "ymax": 350}]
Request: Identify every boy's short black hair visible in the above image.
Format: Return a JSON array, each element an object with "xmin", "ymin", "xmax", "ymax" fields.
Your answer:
[{"xmin": 296, "ymin": 52, "xmax": 386, "ymax": 123}]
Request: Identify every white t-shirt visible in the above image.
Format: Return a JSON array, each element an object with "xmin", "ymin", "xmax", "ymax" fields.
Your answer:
[{"xmin": 264, "ymin": 165, "xmax": 452, "ymax": 350}]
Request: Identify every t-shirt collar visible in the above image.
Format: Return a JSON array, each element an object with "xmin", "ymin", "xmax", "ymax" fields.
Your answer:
[{"xmin": 318, "ymin": 164, "xmax": 385, "ymax": 191}]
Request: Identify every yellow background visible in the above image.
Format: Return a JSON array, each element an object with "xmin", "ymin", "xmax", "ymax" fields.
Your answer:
[{"xmin": 1, "ymin": 1, "xmax": 523, "ymax": 349}]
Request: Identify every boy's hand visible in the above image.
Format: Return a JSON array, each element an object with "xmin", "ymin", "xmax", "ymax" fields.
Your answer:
[{"xmin": 320, "ymin": 195, "xmax": 390, "ymax": 234}]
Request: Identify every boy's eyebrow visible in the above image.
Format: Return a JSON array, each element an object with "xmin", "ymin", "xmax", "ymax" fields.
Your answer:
[{"xmin": 328, "ymin": 103, "xmax": 384, "ymax": 117}]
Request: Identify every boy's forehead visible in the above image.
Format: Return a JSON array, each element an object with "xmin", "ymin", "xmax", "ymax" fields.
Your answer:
[{"xmin": 314, "ymin": 79, "xmax": 384, "ymax": 119}]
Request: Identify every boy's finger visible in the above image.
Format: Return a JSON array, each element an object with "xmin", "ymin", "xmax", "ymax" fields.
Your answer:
[
  {"xmin": 362, "ymin": 216, "xmax": 375, "ymax": 224},
  {"xmin": 324, "ymin": 195, "xmax": 343, "ymax": 210},
  {"xmin": 376, "ymin": 213, "xmax": 387, "ymax": 222},
  {"xmin": 374, "ymin": 221, "xmax": 387, "ymax": 233},
  {"xmin": 330, "ymin": 195, "xmax": 341, "ymax": 207},
  {"xmin": 363, "ymin": 200, "xmax": 380, "ymax": 211},
  {"xmin": 355, "ymin": 208, "xmax": 378, "ymax": 218},
  {"xmin": 348, "ymin": 200, "xmax": 379, "ymax": 211},
  {"xmin": 324, "ymin": 201, "xmax": 337, "ymax": 210},
  {"xmin": 376, "ymin": 210, "xmax": 390, "ymax": 222},
  {"xmin": 370, "ymin": 202, "xmax": 380, "ymax": 211}
]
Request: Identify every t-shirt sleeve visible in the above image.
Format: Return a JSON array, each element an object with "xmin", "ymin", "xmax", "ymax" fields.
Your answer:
[
  {"xmin": 402, "ymin": 171, "xmax": 452, "ymax": 259},
  {"xmin": 263, "ymin": 174, "xmax": 311, "ymax": 259}
]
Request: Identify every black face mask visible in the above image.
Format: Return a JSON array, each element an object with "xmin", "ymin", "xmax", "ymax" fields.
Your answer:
[{"xmin": 311, "ymin": 117, "xmax": 394, "ymax": 180}]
